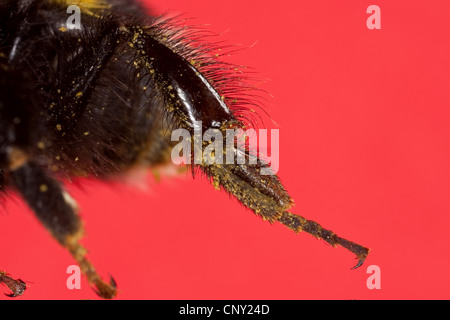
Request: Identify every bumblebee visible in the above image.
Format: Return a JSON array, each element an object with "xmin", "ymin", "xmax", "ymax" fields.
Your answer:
[{"xmin": 0, "ymin": 0, "xmax": 369, "ymax": 298}]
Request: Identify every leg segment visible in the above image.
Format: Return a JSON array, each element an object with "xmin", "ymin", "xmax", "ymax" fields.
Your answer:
[
  {"xmin": 279, "ymin": 212, "xmax": 369, "ymax": 268},
  {"xmin": 0, "ymin": 271, "xmax": 26, "ymax": 297},
  {"xmin": 8, "ymin": 148, "xmax": 117, "ymax": 299}
]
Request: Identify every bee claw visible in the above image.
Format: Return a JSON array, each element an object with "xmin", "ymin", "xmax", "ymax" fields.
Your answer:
[
  {"xmin": 351, "ymin": 255, "xmax": 367, "ymax": 270},
  {"xmin": 0, "ymin": 273, "xmax": 27, "ymax": 298},
  {"xmin": 109, "ymin": 275, "xmax": 117, "ymax": 288},
  {"xmin": 4, "ymin": 293, "xmax": 17, "ymax": 298},
  {"xmin": 92, "ymin": 275, "xmax": 117, "ymax": 299}
]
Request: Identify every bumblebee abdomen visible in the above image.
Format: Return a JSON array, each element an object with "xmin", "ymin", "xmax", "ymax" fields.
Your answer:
[{"xmin": 46, "ymin": 20, "xmax": 172, "ymax": 177}]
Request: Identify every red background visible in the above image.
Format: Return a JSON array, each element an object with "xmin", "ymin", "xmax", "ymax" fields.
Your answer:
[{"xmin": 2, "ymin": 0, "xmax": 450, "ymax": 300}]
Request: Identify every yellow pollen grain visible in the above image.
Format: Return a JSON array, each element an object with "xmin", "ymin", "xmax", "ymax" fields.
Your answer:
[
  {"xmin": 56, "ymin": 124, "xmax": 62, "ymax": 131},
  {"xmin": 39, "ymin": 184, "xmax": 48, "ymax": 192}
]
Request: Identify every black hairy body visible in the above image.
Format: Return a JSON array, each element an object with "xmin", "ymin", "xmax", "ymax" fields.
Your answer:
[{"xmin": 0, "ymin": 0, "xmax": 369, "ymax": 298}]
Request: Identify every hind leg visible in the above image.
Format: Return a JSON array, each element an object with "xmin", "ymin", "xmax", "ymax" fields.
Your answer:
[
  {"xmin": 121, "ymin": 24, "xmax": 370, "ymax": 266},
  {"xmin": 6, "ymin": 147, "xmax": 117, "ymax": 299}
]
